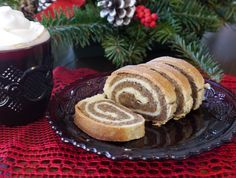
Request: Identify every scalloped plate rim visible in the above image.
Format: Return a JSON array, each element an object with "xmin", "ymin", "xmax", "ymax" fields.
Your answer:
[{"xmin": 47, "ymin": 74, "xmax": 236, "ymax": 160}]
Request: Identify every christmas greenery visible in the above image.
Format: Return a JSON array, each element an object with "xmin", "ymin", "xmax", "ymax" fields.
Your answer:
[
  {"xmin": 41, "ymin": 4, "xmax": 112, "ymax": 47},
  {"xmin": 204, "ymin": 0, "xmax": 236, "ymax": 23},
  {"xmin": 0, "ymin": 0, "xmax": 20, "ymax": 9},
  {"xmin": 2, "ymin": 0, "xmax": 236, "ymax": 81}
]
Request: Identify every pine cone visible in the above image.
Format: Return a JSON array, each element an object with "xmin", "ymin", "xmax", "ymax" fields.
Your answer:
[
  {"xmin": 38, "ymin": 0, "xmax": 56, "ymax": 12},
  {"xmin": 97, "ymin": 0, "xmax": 136, "ymax": 26}
]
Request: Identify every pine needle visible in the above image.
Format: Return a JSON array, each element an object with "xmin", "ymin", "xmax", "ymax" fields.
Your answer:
[
  {"xmin": 41, "ymin": 4, "xmax": 111, "ymax": 47},
  {"xmin": 171, "ymin": 35, "xmax": 223, "ymax": 81},
  {"xmin": 0, "ymin": 0, "xmax": 20, "ymax": 9}
]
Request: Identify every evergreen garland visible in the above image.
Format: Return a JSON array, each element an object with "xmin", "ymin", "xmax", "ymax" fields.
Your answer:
[
  {"xmin": 2, "ymin": 0, "xmax": 236, "ymax": 81},
  {"xmin": 41, "ymin": 5, "xmax": 112, "ymax": 47}
]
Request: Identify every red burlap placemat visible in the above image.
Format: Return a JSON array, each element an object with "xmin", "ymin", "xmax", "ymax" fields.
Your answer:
[{"xmin": 0, "ymin": 66, "xmax": 235, "ymax": 177}]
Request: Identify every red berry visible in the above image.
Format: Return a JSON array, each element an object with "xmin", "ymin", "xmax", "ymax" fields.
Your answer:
[
  {"xmin": 135, "ymin": 8, "xmax": 140, "ymax": 13},
  {"xmin": 145, "ymin": 11, "xmax": 151, "ymax": 16},
  {"xmin": 136, "ymin": 8, "xmax": 141, "ymax": 12},
  {"xmin": 151, "ymin": 13, "xmax": 158, "ymax": 21},
  {"xmin": 150, "ymin": 21, "xmax": 156, "ymax": 28},
  {"xmin": 145, "ymin": 16, "xmax": 152, "ymax": 23},
  {"xmin": 144, "ymin": 9, "xmax": 151, "ymax": 15},
  {"xmin": 137, "ymin": 5, "xmax": 145, "ymax": 11},
  {"xmin": 141, "ymin": 18, "xmax": 146, "ymax": 24},
  {"xmin": 138, "ymin": 12, "xmax": 144, "ymax": 18}
]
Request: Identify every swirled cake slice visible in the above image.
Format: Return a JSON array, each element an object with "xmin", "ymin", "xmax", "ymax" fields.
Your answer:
[
  {"xmin": 140, "ymin": 63, "xmax": 193, "ymax": 119},
  {"xmin": 103, "ymin": 65, "xmax": 177, "ymax": 126},
  {"xmin": 148, "ymin": 56, "xmax": 204, "ymax": 110},
  {"xmin": 74, "ymin": 94, "xmax": 145, "ymax": 142}
]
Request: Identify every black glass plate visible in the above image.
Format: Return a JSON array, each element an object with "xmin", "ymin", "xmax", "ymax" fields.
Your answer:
[{"xmin": 47, "ymin": 74, "xmax": 236, "ymax": 160}]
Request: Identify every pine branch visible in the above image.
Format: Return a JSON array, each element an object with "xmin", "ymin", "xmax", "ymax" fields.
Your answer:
[
  {"xmin": 48, "ymin": 23, "xmax": 111, "ymax": 47},
  {"xmin": 170, "ymin": 34, "xmax": 223, "ymax": 81},
  {"xmin": 126, "ymin": 24, "xmax": 157, "ymax": 49},
  {"xmin": 102, "ymin": 34, "xmax": 147, "ymax": 67},
  {"xmin": 147, "ymin": 0, "xmax": 191, "ymax": 17},
  {"xmin": 37, "ymin": 0, "xmax": 226, "ymax": 81},
  {"xmin": 0, "ymin": 0, "xmax": 20, "ymax": 9},
  {"xmin": 102, "ymin": 23, "xmax": 164, "ymax": 67},
  {"xmin": 41, "ymin": 4, "xmax": 111, "ymax": 47},
  {"xmin": 154, "ymin": 17, "xmax": 182, "ymax": 44},
  {"xmin": 172, "ymin": 0, "xmax": 222, "ymax": 32},
  {"xmin": 102, "ymin": 35, "xmax": 129, "ymax": 66},
  {"xmin": 148, "ymin": 2, "xmax": 223, "ymax": 81},
  {"xmin": 203, "ymin": 0, "xmax": 236, "ymax": 23}
]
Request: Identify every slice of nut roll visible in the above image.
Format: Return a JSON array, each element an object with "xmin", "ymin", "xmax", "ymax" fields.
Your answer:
[
  {"xmin": 74, "ymin": 94, "xmax": 145, "ymax": 142},
  {"xmin": 148, "ymin": 56, "xmax": 204, "ymax": 110},
  {"xmin": 140, "ymin": 63, "xmax": 193, "ymax": 119},
  {"xmin": 104, "ymin": 65, "xmax": 177, "ymax": 126}
]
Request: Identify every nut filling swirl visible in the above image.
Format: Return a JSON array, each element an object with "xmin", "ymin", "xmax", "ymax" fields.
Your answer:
[
  {"xmin": 104, "ymin": 68, "xmax": 177, "ymax": 126},
  {"xmin": 74, "ymin": 94, "xmax": 145, "ymax": 142},
  {"xmin": 80, "ymin": 100, "xmax": 144, "ymax": 126}
]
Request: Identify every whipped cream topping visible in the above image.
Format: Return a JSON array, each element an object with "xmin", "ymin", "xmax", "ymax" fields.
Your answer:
[{"xmin": 0, "ymin": 6, "xmax": 50, "ymax": 51}]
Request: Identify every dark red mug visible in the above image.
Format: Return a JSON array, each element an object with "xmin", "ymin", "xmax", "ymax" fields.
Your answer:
[{"xmin": 0, "ymin": 39, "xmax": 53, "ymax": 125}]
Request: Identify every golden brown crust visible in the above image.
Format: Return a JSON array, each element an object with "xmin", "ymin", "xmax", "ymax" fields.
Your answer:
[
  {"xmin": 148, "ymin": 56, "xmax": 204, "ymax": 89},
  {"xmin": 74, "ymin": 96, "xmax": 145, "ymax": 142},
  {"xmin": 110, "ymin": 65, "xmax": 177, "ymax": 106},
  {"xmin": 194, "ymin": 88, "xmax": 204, "ymax": 110},
  {"xmin": 148, "ymin": 56, "xmax": 204, "ymax": 110},
  {"xmin": 140, "ymin": 63, "xmax": 193, "ymax": 119},
  {"xmin": 139, "ymin": 63, "xmax": 192, "ymax": 100}
]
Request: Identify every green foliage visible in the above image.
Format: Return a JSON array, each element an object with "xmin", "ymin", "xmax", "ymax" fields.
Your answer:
[
  {"xmin": 144, "ymin": 0, "xmax": 224, "ymax": 81},
  {"xmin": 172, "ymin": 0, "xmax": 221, "ymax": 32},
  {"xmin": 37, "ymin": 0, "xmax": 236, "ymax": 81},
  {"xmin": 0, "ymin": 0, "xmax": 20, "ymax": 9},
  {"xmin": 102, "ymin": 35, "xmax": 145, "ymax": 67},
  {"xmin": 170, "ymin": 35, "xmax": 223, "ymax": 81},
  {"xmin": 102, "ymin": 23, "xmax": 161, "ymax": 66},
  {"xmin": 41, "ymin": 4, "xmax": 111, "ymax": 47},
  {"xmin": 2, "ymin": 0, "xmax": 234, "ymax": 81},
  {"xmin": 202, "ymin": 0, "xmax": 236, "ymax": 23},
  {"xmin": 154, "ymin": 17, "xmax": 182, "ymax": 44}
]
